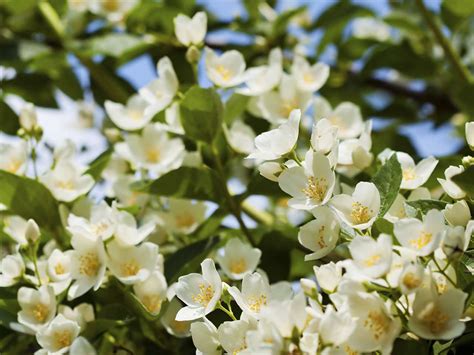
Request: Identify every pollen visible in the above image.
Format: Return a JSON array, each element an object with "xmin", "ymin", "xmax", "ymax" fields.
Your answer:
[
  {"xmin": 402, "ymin": 272, "xmax": 421, "ymax": 290},
  {"xmin": 54, "ymin": 263, "xmax": 65, "ymax": 275},
  {"xmin": 175, "ymin": 214, "xmax": 195, "ymax": 228},
  {"xmin": 280, "ymin": 99, "xmax": 298, "ymax": 117},
  {"xmin": 56, "ymin": 180, "xmax": 74, "ymax": 190},
  {"xmin": 215, "ymin": 65, "xmax": 232, "ymax": 82},
  {"xmin": 172, "ymin": 319, "xmax": 189, "ymax": 333},
  {"xmin": 302, "ymin": 176, "xmax": 328, "ymax": 202},
  {"xmin": 343, "ymin": 345, "xmax": 359, "ymax": 355},
  {"xmin": 54, "ymin": 330, "xmax": 73, "ymax": 349},
  {"xmin": 419, "ymin": 303, "xmax": 448, "ymax": 334},
  {"xmin": 192, "ymin": 283, "xmax": 214, "ymax": 306},
  {"xmin": 402, "ymin": 168, "xmax": 416, "ymax": 181},
  {"xmin": 364, "ymin": 254, "xmax": 381, "ymax": 267},
  {"xmin": 248, "ymin": 294, "xmax": 267, "ymax": 313},
  {"xmin": 102, "ymin": 0, "xmax": 119, "ymax": 12},
  {"xmin": 142, "ymin": 295, "xmax": 162, "ymax": 314},
  {"xmin": 121, "ymin": 260, "xmax": 140, "ymax": 277},
  {"xmin": 364, "ymin": 310, "xmax": 389, "ymax": 340},
  {"xmin": 229, "ymin": 258, "xmax": 247, "ymax": 274},
  {"xmin": 146, "ymin": 149, "xmax": 161, "ymax": 163},
  {"xmin": 303, "ymin": 72, "xmax": 314, "ymax": 84},
  {"xmin": 79, "ymin": 252, "xmax": 100, "ymax": 277},
  {"xmin": 350, "ymin": 202, "xmax": 372, "ymax": 224},
  {"xmin": 316, "ymin": 225, "xmax": 326, "ymax": 249},
  {"xmin": 409, "ymin": 231, "xmax": 432, "ymax": 250},
  {"xmin": 32, "ymin": 303, "xmax": 49, "ymax": 323}
]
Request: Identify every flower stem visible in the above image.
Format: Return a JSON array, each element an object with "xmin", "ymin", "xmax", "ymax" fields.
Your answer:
[
  {"xmin": 216, "ymin": 302, "xmax": 237, "ymax": 321},
  {"xmin": 432, "ymin": 257, "xmax": 457, "ymax": 287}
]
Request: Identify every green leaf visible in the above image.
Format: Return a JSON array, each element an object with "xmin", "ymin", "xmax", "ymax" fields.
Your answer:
[
  {"xmin": 405, "ymin": 199, "xmax": 447, "ymax": 214},
  {"xmin": 2, "ymin": 73, "xmax": 58, "ymax": 108},
  {"xmin": 0, "ymin": 101, "xmax": 19, "ymax": 135},
  {"xmin": 0, "ymin": 171, "xmax": 62, "ymax": 232},
  {"xmin": 144, "ymin": 167, "xmax": 225, "ymax": 203},
  {"xmin": 85, "ymin": 149, "xmax": 113, "ymax": 181},
  {"xmin": 164, "ymin": 236, "xmax": 220, "ymax": 282},
  {"xmin": 75, "ymin": 33, "xmax": 148, "ymax": 58},
  {"xmin": 392, "ymin": 338, "xmax": 430, "ymax": 355},
  {"xmin": 272, "ymin": 6, "xmax": 306, "ymax": 37},
  {"xmin": 223, "ymin": 93, "xmax": 250, "ymax": 124},
  {"xmin": 452, "ymin": 165, "xmax": 474, "ymax": 198},
  {"xmin": 82, "ymin": 319, "xmax": 126, "ymax": 341},
  {"xmin": 372, "ymin": 154, "xmax": 402, "ymax": 217},
  {"xmin": 180, "ymin": 86, "xmax": 223, "ymax": 143}
]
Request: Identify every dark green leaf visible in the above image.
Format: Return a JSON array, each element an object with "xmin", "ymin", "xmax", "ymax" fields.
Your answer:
[
  {"xmin": 85, "ymin": 149, "xmax": 113, "ymax": 181},
  {"xmin": 405, "ymin": 199, "xmax": 448, "ymax": 214},
  {"xmin": 452, "ymin": 165, "xmax": 474, "ymax": 198},
  {"xmin": 0, "ymin": 101, "xmax": 20, "ymax": 135},
  {"xmin": 2, "ymin": 73, "xmax": 58, "ymax": 108},
  {"xmin": 223, "ymin": 93, "xmax": 250, "ymax": 124},
  {"xmin": 372, "ymin": 154, "xmax": 402, "ymax": 217}
]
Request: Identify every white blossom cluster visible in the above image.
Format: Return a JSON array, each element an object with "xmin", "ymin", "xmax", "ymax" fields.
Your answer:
[{"xmin": 0, "ymin": 9, "xmax": 473, "ymax": 355}]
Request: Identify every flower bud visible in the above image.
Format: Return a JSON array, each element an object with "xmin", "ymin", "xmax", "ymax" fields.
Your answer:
[
  {"xmin": 442, "ymin": 226, "xmax": 465, "ymax": 259},
  {"xmin": 466, "ymin": 122, "xmax": 474, "ymax": 151},
  {"xmin": 444, "ymin": 200, "xmax": 471, "ymax": 227},
  {"xmin": 104, "ymin": 128, "xmax": 122, "ymax": 143},
  {"xmin": 25, "ymin": 219, "xmax": 40, "ymax": 243},
  {"xmin": 185, "ymin": 46, "xmax": 201, "ymax": 64},
  {"xmin": 19, "ymin": 103, "xmax": 38, "ymax": 132},
  {"xmin": 258, "ymin": 162, "xmax": 282, "ymax": 182},
  {"xmin": 462, "ymin": 155, "xmax": 474, "ymax": 167}
]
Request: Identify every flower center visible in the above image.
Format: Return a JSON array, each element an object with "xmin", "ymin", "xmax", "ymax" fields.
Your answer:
[
  {"xmin": 54, "ymin": 330, "xmax": 72, "ymax": 349},
  {"xmin": 192, "ymin": 283, "xmax": 214, "ymax": 306},
  {"xmin": 129, "ymin": 110, "xmax": 142, "ymax": 121},
  {"xmin": 419, "ymin": 303, "xmax": 449, "ymax": 334},
  {"xmin": 7, "ymin": 160, "xmax": 21, "ymax": 173},
  {"xmin": 350, "ymin": 202, "xmax": 372, "ymax": 224},
  {"xmin": 303, "ymin": 72, "xmax": 314, "ymax": 84},
  {"xmin": 121, "ymin": 260, "xmax": 140, "ymax": 277},
  {"xmin": 229, "ymin": 258, "xmax": 247, "ymax": 274},
  {"xmin": 32, "ymin": 303, "xmax": 49, "ymax": 322},
  {"xmin": 55, "ymin": 262, "xmax": 65, "ymax": 275},
  {"xmin": 56, "ymin": 180, "xmax": 74, "ymax": 190},
  {"xmin": 216, "ymin": 65, "xmax": 232, "ymax": 82},
  {"xmin": 103, "ymin": 0, "xmax": 119, "ymax": 12},
  {"xmin": 402, "ymin": 272, "xmax": 422, "ymax": 290},
  {"xmin": 175, "ymin": 214, "xmax": 195, "ymax": 228},
  {"xmin": 79, "ymin": 252, "xmax": 100, "ymax": 277},
  {"xmin": 171, "ymin": 319, "xmax": 189, "ymax": 333},
  {"xmin": 402, "ymin": 168, "xmax": 416, "ymax": 181},
  {"xmin": 146, "ymin": 149, "xmax": 160, "ymax": 163},
  {"xmin": 302, "ymin": 176, "xmax": 328, "ymax": 202},
  {"xmin": 364, "ymin": 254, "xmax": 381, "ymax": 267},
  {"xmin": 142, "ymin": 295, "xmax": 162, "ymax": 314},
  {"xmin": 247, "ymin": 294, "xmax": 267, "ymax": 313},
  {"xmin": 364, "ymin": 310, "xmax": 389, "ymax": 340},
  {"xmin": 280, "ymin": 99, "xmax": 298, "ymax": 117},
  {"xmin": 410, "ymin": 231, "xmax": 432, "ymax": 250}
]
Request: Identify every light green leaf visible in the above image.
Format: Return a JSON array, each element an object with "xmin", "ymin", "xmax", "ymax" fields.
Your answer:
[
  {"xmin": 85, "ymin": 149, "xmax": 113, "ymax": 181},
  {"xmin": 223, "ymin": 93, "xmax": 250, "ymax": 124},
  {"xmin": 372, "ymin": 154, "xmax": 402, "ymax": 217},
  {"xmin": 77, "ymin": 33, "xmax": 148, "ymax": 58},
  {"xmin": 405, "ymin": 199, "xmax": 447, "ymax": 214},
  {"xmin": 180, "ymin": 86, "xmax": 223, "ymax": 143}
]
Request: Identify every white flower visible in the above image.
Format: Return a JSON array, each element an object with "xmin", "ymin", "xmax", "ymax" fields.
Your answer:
[
  {"xmin": 398, "ymin": 262, "xmax": 425, "ymax": 295},
  {"xmin": 442, "ymin": 226, "xmax": 467, "ymax": 258},
  {"xmin": 36, "ymin": 314, "xmax": 80, "ymax": 354},
  {"xmin": 348, "ymin": 234, "xmax": 392, "ymax": 279},
  {"xmin": 247, "ymin": 109, "xmax": 300, "ymax": 161},
  {"xmin": 0, "ymin": 254, "xmax": 25, "ymax": 286},
  {"xmin": 139, "ymin": 57, "xmax": 179, "ymax": 115},
  {"xmin": 215, "ymin": 238, "xmax": 261, "ymax": 280},
  {"xmin": 352, "ymin": 18, "xmax": 391, "ymax": 41},
  {"xmin": 394, "ymin": 209, "xmax": 445, "ymax": 256},
  {"xmin": 67, "ymin": 201, "xmax": 116, "ymax": 242},
  {"xmin": 40, "ymin": 161, "xmax": 94, "ymax": 202},
  {"xmin": 17, "ymin": 285, "xmax": 56, "ymax": 332},
  {"xmin": 157, "ymin": 198, "xmax": 206, "ymax": 235},
  {"xmin": 160, "ymin": 298, "xmax": 191, "ymax": 337},
  {"xmin": 53, "ymin": 139, "xmax": 76, "ymax": 163},
  {"xmin": 3, "ymin": 215, "xmax": 28, "ymax": 245},
  {"xmin": 106, "ymin": 241, "xmax": 158, "ymax": 284},
  {"xmin": 246, "ymin": 319, "xmax": 283, "ymax": 354},
  {"xmin": 25, "ymin": 219, "xmax": 40, "ymax": 243},
  {"xmin": 133, "ymin": 271, "xmax": 168, "ymax": 315},
  {"xmin": 115, "ymin": 124, "xmax": 185, "ymax": 176},
  {"xmin": 47, "ymin": 249, "xmax": 72, "ymax": 284},
  {"xmin": 88, "ymin": 0, "xmax": 137, "ymax": 22},
  {"xmin": 175, "ymin": 258, "xmax": 222, "ymax": 321},
  {"xmin": 205, "ymin": 47, "xmax": 247, "ymax": 87},
  {"xmin": 396, "ymin": 152, "xmax": 438, "ymax": 190},
  {"xmin": 314, "ymin": 97, "xmax": 364, "ymax": 139},
  {"xmin": 225, "ymin": 120, "xmax": 256, "ymax": 155},
  {"xmin": 409, "ymin": 286, "xmax": 467, "ymax": 340},
  {"xmin": 228, "ymin": 272, "xmax": 270, "ymax": 318},
  {"xmin": 174, "ymin": 12, "xmax": 207, "ymax": 46},
  {"xmin": 444, "ymin": 200, "xmax": 471, "ymax": 227},
  {"xmin": 69, "ymin": 337, "xmax": 96, "ymax": 355},
  {"xmin": 314, "ymin": 261, "xmax": 343, "ymax": 293},
  {"xmin": 114, "ymin": 207, "xmax": 156, "ymax": 246},
  {"xmin": 19, "ymin": 102, "xmax": 38, "ymax": 131},
  {"xmin": 190, "ymin": 320, "xmax": 220, "ymax": 355},
  {"xmin": 337, "ymin": 121, "xmax": 373, "ymax": 174},
  {"xmin": 217, "ymin": 320, "xmax": 251, "ymax": 354},
  {"xmin": 278, "ymin": 151, "xmax": 335, "ymax": 210},
  {"xmin": 437, "ymin": 165, "xmax": 466, "ymax": 199},
  {"xmin": 330, "ymin": 181, "xmax": 380, "ymax": 230},
  {"xmin": 105, "ymin": 94, "xmax": 155, "ymax": 131},
  {"xmin": 68, "ymin": 234, "xmax": 106, "ymax": 300},
  {"xmin": 0, "ymin": 140, "xmax": 28, "ymax": 175},
  {"xmin": 58, "ymin": 303, "xmax": 94, "ymax": 330},
  {"xmin": 258, "ymin": 161, "xmax": 282, "ymax": 182},
  {"xmin": 319, "ymin": 306, "xmax": 356, "ymax": 347},
  {"xmin": 291, "ymin": 56, "xmax": 329, "ymax": 92},
  {"xmin": 155, "ymin": 102, "xmax": 184, "ymax": 134},
  {"xmin": 311, "ymin": 118, "xmax": 338, "ymax": 155},
  {"xmin": 298, "ymin": 206, "xmax": 340, "ymax": 261},
  {"xmin": 237, "ymin": 48, "xmax": 282, "ymax": 96},
  {"xmin": 466, "ymin": 121, "xmax": 474, "ymax": 150},
  {"xmin": 257, "ymin": 75, "xmax": 312, "ymax": 124}
]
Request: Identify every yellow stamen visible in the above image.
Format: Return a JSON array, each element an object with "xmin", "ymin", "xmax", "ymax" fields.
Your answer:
[
  {"xmin": 146, "ymin": 149, "xmax": 160, "ymax": 163},
  {"xmin": 32, "ymin": 303, "xmax": 49, "ymax": 323},
  {"xmin": 302, "ymin": 176, "xmax": 328, "ymax": 202},
  {"xmin": 403, "ymin": 168, "xmax": 416, "ymax": 181},
  {"xmin": 351, "ymin": 202, "xmax": 372, "ymax": 224},
  {"xmin": 364, "ymin": 310, "xmax": 389, "ymax": 340},
  {"xmin": 121, "ymin": 260, "xmax": 140, "ymax": 277},
  {"xmin": 192, "ymin": 284, "xmax": 214, "ymax": 306},
  {"xmin": 229, "ymin": 259, "xmax": 247, "ymax": 274},
  {"xmin": 409, "ymin": 231, "xmax": 432, "ymax": 250},
  {"xmin": 175, "ymin": 214, "xmax": 195, "ymax": 228},
  {"xmin": 56, "ymin": 180, "xmax": 74, "ymax": 190},
  {"xmin": 102, "ymin": 0, "xmax": 119, "ymax": 12},
  {"xmin": 402, "ymin": 272, "xmax": 421, "ymax": 290},
  {"xmin": 280, "ymin": 99, "xmax": 298, "ymax": 117},
  {"xmin": 248, "ymin": 294, "xmax": 267, "ymax": 313},
  {"xmin": 55, "ymin": 263, "xmax": 65, "ymax": 275},
  {"xmin": 364, "ymin": 254, "xmax": 381, "ymax": 267},
  {"xmin": 216, "ymin": 65, "xmax": 232, "ymax": 82},
  {"xmin": 79, "ymin": 252, "xmax": 100, "ymax": 277},
  {"xmin": 419, "ymin": 303, "xmax": 449, "ymax": 334},
  {"xmin": 142, "ymin": 295, "xmax": 162, "ymax": 314},
  {"xmin": 54, "ymin": 330, "xmax": 72, "ymax": 349}
]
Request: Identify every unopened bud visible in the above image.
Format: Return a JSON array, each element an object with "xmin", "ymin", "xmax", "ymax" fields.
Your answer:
[
  {"xmin": 19, "ymin": 103, "xmax": 38, "ymax": 132},
  {"xmin": 442, "ymin": 226, "xmax": 465, "ymax": 260},
  {"xmin": 25, "ymin": 219, "xmax": 40, "ymax": 243},
  {"xmin": 462, "ymin": 155, "xmax": 474, "ymax": 167},
  {"xmin": 185, "ymin": 45, "xmax": 201, "ymax": 64},
  {"xmin": 104, "ymin": 128, "xmax": 122, "ymax": 143}
]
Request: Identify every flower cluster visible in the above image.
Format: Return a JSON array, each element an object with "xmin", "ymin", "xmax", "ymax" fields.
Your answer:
[{"xmin": 0, "ymin": 8, "xmax": 473, "ymax": 355}]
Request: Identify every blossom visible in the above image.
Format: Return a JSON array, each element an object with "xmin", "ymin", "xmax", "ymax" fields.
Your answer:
[
  {"xmin": 0, "ymin": 140, "xmax": 28, "ymax": 175},
  {"xmin": 348, "ymin": 234, "xmax": 393, "ymax": 279},
  {"xmin": 40, "ymin": 161, "xmax": 94, "ymax": 202},
  {"xmin": 298, "ymin": 206, "xmax": 340, "ymax": 260},
  {"xmin": 444, "ymin": 200, "xmax": 471, "ymax": 227},
  {"xmin": 175, "ymin": 258, "xmax": 222, "ymax": 321},
  {"xmin": 133, "ymin": 271, "xmax": 168, "ymax": 315},
  {"xmin": 247, "ymin": 109, "xmax": 300, "ymax": 161},
  {"xmin": 437, "ymin": 165, "xmax": 466, "ymax": 199},
  {"xmin": 217, "ymin": 320, "xmax": 252, "ymax": 354},
  {"xmin": 352, "ymin": 17, "xmax": 391, "ymax": 41},
  {"xmin": 17, "ymin": 285, "xmax": 56, "ymax": 332},
  {"xmin": 228, "ymin": 272, "xmax": 270, "ymax": 318},
  {"xmin": 291, "ymin": 56, "xmax": 329, "ymax": 92},
  {"xmin": 190, "ymin": 320, "xmax": 220, "ymax": 355},
  {"xmin": 394, "ymin": 209, "xmax": 445, "ymax": 256},
  {"xmin": 36, "ymin": 314, "xmax": 80, "ymax": 354},
  {"xmin": 215, "ymin": 238, "xmax": 261, "ymax": 280},
  {"xmin": 205, "ymin": 48, "xmax": 247, "ymax": 87},
  {"xmin": 157, "ymin": 198, "xmax": 206, "ymax": 235},
  {"xmin": 466, "ymin": 121, "xmax": 474, "ymax": 150},
  {"xmin": 106, "ymin": 241, "xmax": 158, "ymax": 284},
  {"xmin": 310, "ymin": 118, "xmax": 338, "ymax": 155},
  {"xmin": 19, "ymin": 102, "xmax": 38, "ymax": 131},
  {"xmin": 409, "ymin": 286, "xmax": 467, "ymax": 340},
  {"xmin": 314, "ymin": 261, "xmax": 343, "ymax": 293},
  {"xmin": 174, "ymin": 12, "xmax": 207, "ymax": 46},
  {"xmin": 67, "ymin": 201, "xmax": 116, "ymax": 242},
  {"xmin": 224, "ymin": 120, "xmax": 256, "ymax": 155},
  {"xmin": 161, "ymin": 298, "xmax": 192, "ymax": 337},
  {"xmin": 0, "ymin": 254, "xmax": 25, "ymax": 287},
  {"xmin": 279, "ymin": 151, "xmax": 335, "ymax": 210},
  {"xmin": 330, "ymin": 181, "xmax": 380, "ymax": 230},
  {"xmin": 395, "ymin": 152, "xmax": 438, "ymax": 190},
  {"xmin": 58, "ymin": 303, "xmax": 94, "ymax": 330}
]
